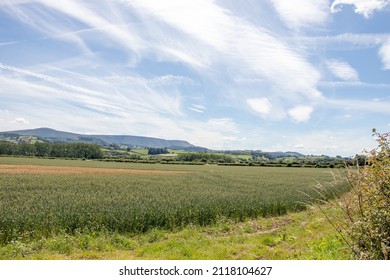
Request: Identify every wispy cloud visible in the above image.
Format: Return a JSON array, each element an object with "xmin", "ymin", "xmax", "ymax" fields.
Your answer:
[
  {"xmin": 124, "ymin": 0, "xmax": 323, "ymax": 100},
  {"xmin": 326, "ymin": 59, "xmax": 359, "ymax": 81},
  {"xmin": 2, "ymin": 0, "xmax": 145, "ymax": 57},
  {"xmin": 295, "ymin": 33, "xmax": 390, "ymax": 51},
  {"xmin": 148, "ymin": 75, "xmax": 197, "ymax": 87},
  {"xmin": 0, "ymin": 61, "xmax": 241, "ymax": 149},
  {"xmin": 0, "ymin": 62, "xmax": 184, "ymax": 117},
  {"xmin": 107, "ymin": 74, "xmax": 197, "ymax": 88},
  {"xmin": 326, "ymin": 98, "xmax": 390, "ymax": 114},
  {"xmin": 2, "ymin": 0, "xmax": 324, "ymax": 109},
  {"xmin": 188, "ymin": 104, "xmax": 206, "ymax": 113},
  {"xmin": 319, "ymin": 81, "xmax": 390, "ymax": 88},
  {"xmin": 0, "ymin": 40, "xmax": 19, "ymax": 46}
]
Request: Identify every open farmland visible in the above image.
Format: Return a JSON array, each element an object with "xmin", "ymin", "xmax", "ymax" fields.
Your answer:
[{"xmin": 0, "ymin": 157, "xmax": 349, "ymax": 245}]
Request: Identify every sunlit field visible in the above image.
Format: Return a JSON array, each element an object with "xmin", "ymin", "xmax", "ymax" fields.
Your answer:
[{"xmin": 0, "ymin": 157, "xmax": 349, "ymax": 246}]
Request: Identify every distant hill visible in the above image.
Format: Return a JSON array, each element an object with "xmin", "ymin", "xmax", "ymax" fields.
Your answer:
[
  {"xmin": 7, "ymin": 127, "xmax": 80, "ymax": 139},
  {"xmin": 0, "ymin": 127, "xmax": 206, "ymax": 150}
]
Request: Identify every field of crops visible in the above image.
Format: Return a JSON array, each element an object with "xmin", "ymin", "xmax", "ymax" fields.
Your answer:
[{"xmin": 0, "ymin": 157, "xmax": 349, "ymax": 244}]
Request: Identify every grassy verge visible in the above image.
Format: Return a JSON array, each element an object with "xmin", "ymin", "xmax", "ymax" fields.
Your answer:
[{"xmin": 0, "ymin": 203, "xmax": 351, "ymax": 260}]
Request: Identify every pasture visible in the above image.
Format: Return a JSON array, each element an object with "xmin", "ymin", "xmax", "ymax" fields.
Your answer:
[{"xmin": 0, "ymin": 157, "xmax": 349, "ymax": 245}]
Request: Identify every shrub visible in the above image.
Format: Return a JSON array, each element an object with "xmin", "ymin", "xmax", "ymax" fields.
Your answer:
[{"xmin": 330, "ymin": 130, "xmax": 390, "ymax": 259}]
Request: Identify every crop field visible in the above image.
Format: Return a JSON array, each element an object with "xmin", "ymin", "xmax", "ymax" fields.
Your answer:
[{"xmin": 0, "ymin": 157, "xmax": 349, "ymax": 244}]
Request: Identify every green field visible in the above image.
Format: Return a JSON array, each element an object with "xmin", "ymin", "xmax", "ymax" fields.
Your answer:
[
  {"xmin": 0, "ymin": 157, "xmax": 349, "ymax": 247},
  {"xmin": 0, "ymin": 202, "xmax": 351, "ymax": 260}
]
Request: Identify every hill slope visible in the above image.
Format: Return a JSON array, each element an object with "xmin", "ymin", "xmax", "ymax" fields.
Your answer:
[{"xmin": 0, "ymin": 127, "xmax": 201, "ymax": 149}]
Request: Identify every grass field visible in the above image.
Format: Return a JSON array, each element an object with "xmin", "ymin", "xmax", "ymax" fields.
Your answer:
[{"xmin": 0, "ymin": 156, "xmax": 350, "ymax": 259}]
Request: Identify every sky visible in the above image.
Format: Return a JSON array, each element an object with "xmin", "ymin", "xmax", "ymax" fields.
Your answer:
[{"xmin": 0, "ymin": 0, "xmax": 389, "ymax": 156}]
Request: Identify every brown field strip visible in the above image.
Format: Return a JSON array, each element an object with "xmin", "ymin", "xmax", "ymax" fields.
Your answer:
[{"xmin": 0, "ymin": 164, "xmax": 191, "ymax": 175}]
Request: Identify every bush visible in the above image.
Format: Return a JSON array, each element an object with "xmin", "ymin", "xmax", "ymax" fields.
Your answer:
[{"xmin": 341, "ymin": 130, "xmax": 390, "ymax": 259}]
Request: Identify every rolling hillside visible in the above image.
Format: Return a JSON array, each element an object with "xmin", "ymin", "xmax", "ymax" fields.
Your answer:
[{"xmin": 0, "ymin": 127, "xmax": 204, "ymax": 150}]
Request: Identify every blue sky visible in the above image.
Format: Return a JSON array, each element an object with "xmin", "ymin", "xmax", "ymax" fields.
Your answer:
[{"xmin": 0, "ymin": 0, "xmax": 389, "ymax": 156}]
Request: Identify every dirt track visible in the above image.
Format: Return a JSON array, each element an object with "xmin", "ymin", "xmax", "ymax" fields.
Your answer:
[{"xmin": 0, "ymin": 164, "xmax": 189, "ymax": 175}]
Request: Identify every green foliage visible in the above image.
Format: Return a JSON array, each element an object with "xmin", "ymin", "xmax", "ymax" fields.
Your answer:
[
  {"xmin": 0, "ymin": 142, "xmax": 103, "ymax": 159},
  {"xmin": 177, "ymin": 152, "xmax": 234, "ymax": 163},
  {"xmin": 148, "ymin": 147, "xmax": 168, "ymax": 155},
  {"xmin": 344, "ymin": 130, "xmax": 390, "ymax": 259}
]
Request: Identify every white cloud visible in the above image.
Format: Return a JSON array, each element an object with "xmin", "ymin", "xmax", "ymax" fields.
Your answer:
[
  {"xmin": 330, "ymin": 0, "xmax": 390, "ymax": 18},
  {"xmin": 11, "ymin": 117, "xmax": 30, "ymax": 124},
  {"xmin": 326, "ymin": 59, "xmax": 359, "ymax": 81},
  {"xmin": 288, "ymin": 105, "xmax": 314, "ymax": 122},
  {"xmin": 270, "ymin": 0, "xmax": 329, "ymax": 30},
  {"xmin": 379, "ymin": 41, "xmax": 390, "ymax": 70},
  {"xmin": 247, "ymin": 98, "xmax": 272, "ymax": 116}
]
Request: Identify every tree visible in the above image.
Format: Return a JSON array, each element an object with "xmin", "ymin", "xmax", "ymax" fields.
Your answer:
[
  {"xmin": 0, "ymin": 142, "xmax": 103, "ymax": 159},
  {"xmin": 354, "ymin": 154, "xmax": 367, "ymax": 166},
  {"xmin": 148, "ymin": 147, "xmax": 168, "ymax": 155}
]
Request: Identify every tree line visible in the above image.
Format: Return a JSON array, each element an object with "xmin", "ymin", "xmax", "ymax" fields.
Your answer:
[
  {"xmin": 177, "ymin": 152, "xmax": 234, "ymax": 163},
  {"xmin": 147, "ymin": 147, "xmax": 169, "ymax": 155},
  {"xmin": 0, "ymin": 142, "xmax": 103, "ymax": 159}
]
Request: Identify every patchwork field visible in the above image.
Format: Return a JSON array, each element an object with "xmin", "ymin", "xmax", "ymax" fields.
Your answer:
[{"xmin": 0, "ymin": 156, "xmax": 349, "ymax": 249}]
